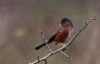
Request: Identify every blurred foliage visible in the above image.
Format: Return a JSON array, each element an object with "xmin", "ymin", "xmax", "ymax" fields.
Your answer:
[{"xmin": 13, "ymin": 28, "xmax": 27, "ymax": 38}]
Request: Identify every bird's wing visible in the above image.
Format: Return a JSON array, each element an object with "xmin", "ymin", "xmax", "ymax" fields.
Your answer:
[{"xmin": 47, "ymin": 32, "xmax": 59, "ymax": 43}]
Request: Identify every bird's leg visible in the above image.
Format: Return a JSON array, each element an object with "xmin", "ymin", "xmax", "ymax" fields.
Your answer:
[{"xmin": 55, "ymin": 43, "xmax": 58, "ymax": 45}]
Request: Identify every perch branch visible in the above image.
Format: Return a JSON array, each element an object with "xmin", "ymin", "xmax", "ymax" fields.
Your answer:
[{"xmin": 29, "ymin": 17, "xmax": 96, "ymax": 64}]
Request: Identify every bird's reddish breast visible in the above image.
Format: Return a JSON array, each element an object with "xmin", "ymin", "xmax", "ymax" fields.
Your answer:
[{"xmin": 54, "ymin": 28, "xmax": 69, "ymax": 43}]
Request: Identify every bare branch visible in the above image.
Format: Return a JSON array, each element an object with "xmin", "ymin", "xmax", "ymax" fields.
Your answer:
[
  {"xmin": 37, "ymin": 56, "xmax": 40, "ymax": 62},
  {"xmin": 39, "ymin": 29, "xmax": 52, "ymax": 53},
  {"xmin": 29, "ymin": 17, "xmax": 96, "ymax": 64},
  {"xmin": 60, "ymin": 50, "xmax": 70, "ymax": 59},
  {"xmin": 67, "ymin": 17, "xmax": 96, "ymax": 46}
]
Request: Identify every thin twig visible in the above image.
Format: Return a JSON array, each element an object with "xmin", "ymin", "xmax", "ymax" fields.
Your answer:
[
  {"xmin": 37, "ymin": 56, "xmax": 40, "ymax": 61},
  {"xmin": 60, "ymin": 50, "xmax": 70, "ymax": 58},
  {"xmin": 29, "ymin": 17, "xmax": 96, "ymax": 64},
  {"xmin": 39, "ymin": 29, "xmax": 52, "ymax": 53},
  {"xmin": 67, "ymin": 17, "xmax": 96, "ymax": 46}
]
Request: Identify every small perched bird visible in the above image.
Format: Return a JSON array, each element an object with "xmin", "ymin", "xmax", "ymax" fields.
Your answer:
[{"xmin": 34, "ymin": 18, "xmax": 73, "ymax": 50}]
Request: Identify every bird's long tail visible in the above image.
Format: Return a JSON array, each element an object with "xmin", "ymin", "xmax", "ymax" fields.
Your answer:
[
  {"xmin": 34, "ymin": 33, "xmax": 57, "ymax": 50},
  {"xmin": 34, "ymin": 43, "xmax": 46, "ymax": 50},
  {"xmin": 34, "ymin": 41, "xmax": 52, "ymax": 50}
]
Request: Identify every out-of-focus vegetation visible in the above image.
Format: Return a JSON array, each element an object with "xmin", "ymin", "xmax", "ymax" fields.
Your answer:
[{"xmin": 0, "ymin": 0, "xmax": 100, "ymax": 64}]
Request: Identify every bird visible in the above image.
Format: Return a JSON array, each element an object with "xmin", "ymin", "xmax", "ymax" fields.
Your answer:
[{"xmin": 34, "ymin": 18, "xmax": 73, "ymax": 50}]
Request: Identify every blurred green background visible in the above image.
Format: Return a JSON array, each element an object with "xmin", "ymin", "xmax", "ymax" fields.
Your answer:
[{"xmin": 0, "ymin": 0, "xmax": 100, "ymax": 64}]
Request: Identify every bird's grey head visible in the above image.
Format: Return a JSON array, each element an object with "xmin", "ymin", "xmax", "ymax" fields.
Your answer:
[{"xmin": 61, "ymin": 18, "xmax": 73, "ymax": 28}]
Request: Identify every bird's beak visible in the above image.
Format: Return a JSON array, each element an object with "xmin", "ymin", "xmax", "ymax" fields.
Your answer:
[{"xmin": 57, "ymin": 21, "xmax": 61, "ymax": 23}]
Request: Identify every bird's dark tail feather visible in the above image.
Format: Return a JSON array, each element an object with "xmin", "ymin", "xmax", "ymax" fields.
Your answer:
[
  {"xmin": 34, "ymin": 41, "xmax": 52, "ymax": 50},
  {"xmin": 34, "ymin": 33, "xmax": 57, "ymax": 50},
  {"xmin": 34, "ymin": 43, "xmax": 46, "ymax": 50}
]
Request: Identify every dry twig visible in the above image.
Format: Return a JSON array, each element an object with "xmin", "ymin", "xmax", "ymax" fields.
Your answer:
[
  {"xmin": 39, "ymin": 29, "xmax": 52, "ymax": 52},
  {"xmin": 60, "ymin": 50, "xmax": 70, "ymax": 59}
]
